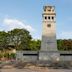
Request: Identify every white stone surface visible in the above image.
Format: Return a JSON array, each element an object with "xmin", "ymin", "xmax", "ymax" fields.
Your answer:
[
  {"xmin": 39, "ymin": 5, "xmax": 59, "ymax": 61},
  {"xmin": 16, "ymin": 51, "xmax": 38, "ymax": 61},
  {"xmin": 41, "ymin": 5, "xmax": 57, "ymax": 51}
]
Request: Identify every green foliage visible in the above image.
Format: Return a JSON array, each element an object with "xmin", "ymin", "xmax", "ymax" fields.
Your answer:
[
  {"xmin": 29, "ymin": 40, "xmax": 41, "ymax": 51},
  {"xmin": 7, "ymin": 28, "xmax": 32, "ymax": 50},
  {"xmin": 4, "ymin": 53, "xmax": 9, "ymax": 58},
  {"xmin": 0, "ymin": 31, "xmax": 8, "ymax": 50},
  {"xmin": 0, "ymin": 28, "xmax": 32, "ymax": 51},
  {"xmin": 0, "ymin": 28, "xmax": 72, "ymax": 51},
  {"xmin": 1, "ymin": 52, "xmax": 16, "ymax": 59},
  {"xmin": 9, "ymin": 53, "xmax": 16, "ymax": 59},
  {"xmin": 57, "ymin": 39, "xmax": 72, "ymax": 51},
  {"xmin": 0, "ymin": 53, "xmax": 3, "ymax": 58},
  {"xmin": 57, "ymin": 39, "xmax": 63, "ymax": 51}
]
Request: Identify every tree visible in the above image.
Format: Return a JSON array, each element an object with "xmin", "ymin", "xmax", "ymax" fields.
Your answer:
[
  {"xmin": 62, "ymin": 39, "xmax": 72, "ymax": 51},
  {"xmin": 7, "ymin": 28, "xmax": 32, "ymax": 50},
  {"xmin": 57, "ymin": 39, "xmax": 72, "ymax": 51},
  {"xmin": 57, "ymin": 39, "xmax": 63, "ymax": 51},
  {"xmin": 0, "ymin": 31, "xmax": 8, "ymax": 50},
  {"xmin": 29, "ymin": 39, "xmax": 41, "ymax": 51}
]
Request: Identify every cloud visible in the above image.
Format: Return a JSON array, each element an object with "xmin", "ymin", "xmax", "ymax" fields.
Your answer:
[
  {"xmin": 3, "ymin": 18, "xmax": 35, "ymax": 32},
  {"xmin": 59, "ymin": 31, "xmax": 72, "ymax": 39}
]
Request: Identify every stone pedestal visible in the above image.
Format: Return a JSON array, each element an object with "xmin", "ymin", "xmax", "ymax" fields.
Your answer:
[{"xmin": 39, "ymin": 51, "xmax": 60, "ymax": 61}]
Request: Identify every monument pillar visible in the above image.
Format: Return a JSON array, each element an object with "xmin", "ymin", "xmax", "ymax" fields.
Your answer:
[{"xmin": 39, "ymin": 5, "xmax": 59, "ymax": 61}]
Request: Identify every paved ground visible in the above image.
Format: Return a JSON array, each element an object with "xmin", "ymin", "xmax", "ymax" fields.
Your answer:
[
  {"xmin": 0, "ymin": 68, "xmax": 72, "ymax": 72},
  {"xmin": 0, "ymin": 61, "xmax": 72, "ymax": 72}
]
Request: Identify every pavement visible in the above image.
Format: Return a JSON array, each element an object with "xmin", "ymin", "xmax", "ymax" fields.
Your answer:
[{"xmin": 0, "ymin": 68, "xmax": 72, "ymax": 72}]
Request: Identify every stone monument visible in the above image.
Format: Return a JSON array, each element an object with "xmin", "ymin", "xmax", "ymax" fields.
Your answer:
[
  {"xmin": 39, "ymin": 5, "xmax": 59, "ymax": 61},
  {"xmin": 16, "ymin": 5, "xmax": 72, "ymax": 62}
]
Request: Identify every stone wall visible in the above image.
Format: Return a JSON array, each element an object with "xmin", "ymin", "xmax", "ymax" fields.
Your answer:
[
  {"xmin": 16, "ymin": 51, "xmax": 72, "ymax": 62},
  {"xmin": 16, "ymin": 51, "xmax": 38, "ymax": 62}
]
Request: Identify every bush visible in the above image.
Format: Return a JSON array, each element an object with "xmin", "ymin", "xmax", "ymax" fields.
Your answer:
[
  {"xmin": 10, "ymin": 53, "xmax": 16, "ymax": 59},
  {"xmin": 0, "ymin": 53, "xmax": 3, "ymax": 59}
]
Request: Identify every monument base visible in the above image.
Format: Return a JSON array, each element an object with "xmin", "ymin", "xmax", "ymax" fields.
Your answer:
[{"xmin": 39, "ymin": 51, "xmax": 60, "ymax": 62}]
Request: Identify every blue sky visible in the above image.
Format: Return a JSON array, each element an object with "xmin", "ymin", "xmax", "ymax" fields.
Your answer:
[{"xmin": 0, "ymin": 0, "xmax": 72, "ymax": 39}]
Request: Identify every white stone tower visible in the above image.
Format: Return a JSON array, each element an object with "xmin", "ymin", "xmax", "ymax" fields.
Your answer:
[
  {"xmin": 39, "ymin": 5, "xmax": 59, "ymax": 61},
  {"xmin": 41, "ymin": 5, "xmax": 57, "ymax": 51}
]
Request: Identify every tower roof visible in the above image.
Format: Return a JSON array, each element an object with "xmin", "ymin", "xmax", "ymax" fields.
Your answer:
[
  {"xmin": 43, "ymin": 5, "xmax": 56, "ymax": 15},
  {"xmin": 43, "ymin": 5, "xmax": 55, "ymax": 10}
]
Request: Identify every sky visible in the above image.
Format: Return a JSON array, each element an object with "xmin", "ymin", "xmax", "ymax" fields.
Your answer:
[{"xmin": 0, "ymin": 0, "xmax": 72, "ymax": 39}]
